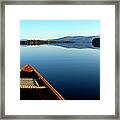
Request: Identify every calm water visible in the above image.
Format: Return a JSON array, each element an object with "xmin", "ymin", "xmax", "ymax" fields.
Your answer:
[{"xmin": 20, "ymin": 45, "xmax": 100, "ymax": 100}]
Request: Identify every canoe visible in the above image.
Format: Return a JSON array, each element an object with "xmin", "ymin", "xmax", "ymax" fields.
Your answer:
[{"xmin": 20, "ymin": 64, "xmax": 64, "ymax": 100}]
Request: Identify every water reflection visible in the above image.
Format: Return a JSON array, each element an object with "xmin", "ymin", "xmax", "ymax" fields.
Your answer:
[
  {"xmin": 20, "ymin": 45, "xmax": 100, "ymax": 100},
  {"xmin": 20, "ymin": 41, "xmax": 99, "ymax": 49}
]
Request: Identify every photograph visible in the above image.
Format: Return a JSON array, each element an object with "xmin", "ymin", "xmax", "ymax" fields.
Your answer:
[{"xmin": 20, "ymin": 20, "xmax": 100, "ymax": 100}]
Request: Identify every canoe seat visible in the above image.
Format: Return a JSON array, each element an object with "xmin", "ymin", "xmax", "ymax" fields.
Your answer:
[
  {"xmin": 20, "ymin": 78, "xmax": 39, "ymax": 88},
  {"xmin": 20, "ymin": 78, "xmax": 47, "ymax": 89}
]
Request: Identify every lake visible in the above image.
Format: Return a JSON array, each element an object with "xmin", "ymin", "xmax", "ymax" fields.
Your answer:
[{"xmin": 20, "ymin": 45, "xmax": 100, "ymax": 100}]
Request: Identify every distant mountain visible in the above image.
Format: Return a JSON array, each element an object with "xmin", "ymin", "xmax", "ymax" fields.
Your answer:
[
  {"xmin": 48, "ymin": 35, "xmax": 100, "ymax": 49},
  {"xmin": 49, "ymin": 35, "xmax": 100, "ymax": 43}
]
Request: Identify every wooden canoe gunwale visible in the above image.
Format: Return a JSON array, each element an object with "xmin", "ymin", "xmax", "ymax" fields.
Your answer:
[{"xmin": 20, "ymin": 64, "xmax": 64, "ymax": 100}]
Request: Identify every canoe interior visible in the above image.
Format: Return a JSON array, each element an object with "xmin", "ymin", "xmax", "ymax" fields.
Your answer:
[{"xmin": 20, "ymin": 64, "xmax": 64, "ymax": 100}]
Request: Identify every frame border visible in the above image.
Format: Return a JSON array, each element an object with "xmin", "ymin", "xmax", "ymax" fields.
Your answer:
[{"xmin": 0, "ymin": 0, "xmax": 119, "ymax": 119}]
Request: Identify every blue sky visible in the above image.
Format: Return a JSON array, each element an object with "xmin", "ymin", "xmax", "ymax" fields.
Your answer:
[{"xmin": 20, "ymin": 20, "xmax": 100, "ymax": 40}]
